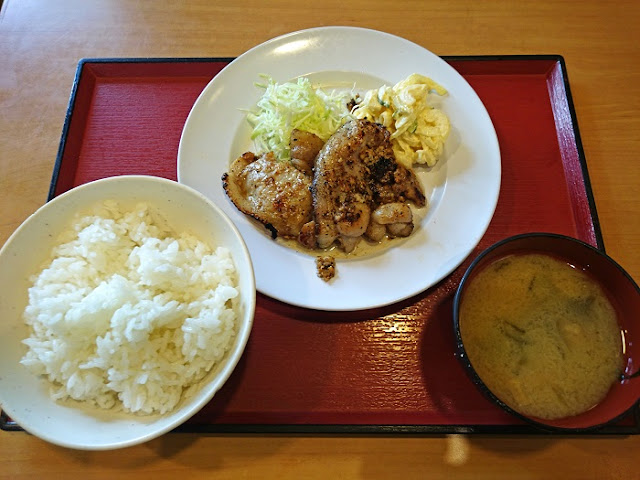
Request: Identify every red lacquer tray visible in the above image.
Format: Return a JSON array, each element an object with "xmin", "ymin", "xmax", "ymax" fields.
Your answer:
[{"xmin": 3, "ymin": 56, "xmax": 638, "ymax": 434}]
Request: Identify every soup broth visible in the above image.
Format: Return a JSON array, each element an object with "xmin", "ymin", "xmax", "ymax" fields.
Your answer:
[{"xmin": 460, "ymin": 253, "xmax": 623, "ymax": 420}]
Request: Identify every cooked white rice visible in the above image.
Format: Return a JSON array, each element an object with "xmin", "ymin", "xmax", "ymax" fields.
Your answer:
[{"xmin": 20, "ymin": 201, "xmax": 239, "ymax": 415}]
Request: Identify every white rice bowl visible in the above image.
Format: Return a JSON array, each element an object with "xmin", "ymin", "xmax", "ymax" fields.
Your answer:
[{"xmin": 0, "ymin": 176, "xmax": 255, "ymax": 450}]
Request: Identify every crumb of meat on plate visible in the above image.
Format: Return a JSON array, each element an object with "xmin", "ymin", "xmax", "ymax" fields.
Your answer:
[{"xmin": 316, "ymin": 256, "xmax": 336, "ymax": 281}]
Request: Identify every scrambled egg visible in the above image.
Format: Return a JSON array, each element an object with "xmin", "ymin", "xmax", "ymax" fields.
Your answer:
[{"xmin": 351, "ymin": 73, "xmax": 450, "ymax": 168}]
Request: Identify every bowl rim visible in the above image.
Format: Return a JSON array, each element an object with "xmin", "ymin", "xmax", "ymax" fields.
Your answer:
[
  {"xmin": 0, "ymin": 175, "xmax": 257, "ymax": 449},
  {"xmin": 452, "ymin": 232, "xmax": 640, "ymax": 432}
]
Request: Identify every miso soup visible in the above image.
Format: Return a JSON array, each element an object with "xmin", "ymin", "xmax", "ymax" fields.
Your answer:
[{"xmin": 460, "ymin": 253, "xmax": 623, "ymax": 420}]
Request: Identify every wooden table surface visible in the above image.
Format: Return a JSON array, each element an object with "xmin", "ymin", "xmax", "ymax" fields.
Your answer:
[{"xmin": 1, "ymin": 0, "xmax": 639, "ymax": 478}]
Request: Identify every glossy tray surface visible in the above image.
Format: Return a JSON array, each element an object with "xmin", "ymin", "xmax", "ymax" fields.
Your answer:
[{"xmin": 3, "ymin": 56, "xmax": 637, "ymax": 434}]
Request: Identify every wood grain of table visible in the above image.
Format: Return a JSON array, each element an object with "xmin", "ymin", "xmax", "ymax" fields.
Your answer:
[{"xmin": 1, "ymin": 0, "xmax": 639, "ymax": 478}]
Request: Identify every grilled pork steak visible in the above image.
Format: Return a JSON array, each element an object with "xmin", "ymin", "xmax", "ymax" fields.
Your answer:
[
  {"xmin": 222, "ymin": 120, "xmax": 426, "ymax": 257},
  {"xmin": 311, "ymin": 119, "xmax": 425, "ymax": 252},
  {"xmin": 222, "ymin": 151, "xmax": 313, "ymax": 238}
]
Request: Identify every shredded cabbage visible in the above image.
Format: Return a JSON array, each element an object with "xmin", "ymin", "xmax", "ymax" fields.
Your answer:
[{"xmin": 246, "ymin": 75, "xmax": 353, "ymax": 161}]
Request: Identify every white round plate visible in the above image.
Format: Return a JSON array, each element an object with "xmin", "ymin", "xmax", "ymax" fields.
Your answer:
[{"xmin": 178, "ymin": 26, "xmax": 501, "ymax": 311}]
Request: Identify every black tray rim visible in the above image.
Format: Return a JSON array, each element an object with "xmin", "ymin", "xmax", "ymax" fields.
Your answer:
[
  {"xmin": 3, "ymin": 409, "xmax": 639, "ymax": 435},
  {"xmin": 4, "ymin": 54, "xmax": 627, "ymax": 436}
]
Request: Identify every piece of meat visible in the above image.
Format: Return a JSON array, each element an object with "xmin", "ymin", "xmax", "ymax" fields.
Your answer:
[
  {"xmin": 387, "ymin": 222, "xmax": 414, "ymax": 238},
  {"xmin": 365, "ymin": 219, "xmax": 386, "ymax": 242},
  {"xmin": 311, "ymin": 119, "xmax": 425, "ymax": 251},
  {"xmin": 289, "ymin": 129, "xmax": 324, "ymax": 175},
  {"xmin": 222, "ymin": 151, "xmax": 313, "ymax": 238},
  {"xmin": 369, "ymin": 156, "xmax": 426, "ymax": 207},
  {"xmin": 298, "ymin": 220, "xmax": 317, "ymax": 249},
  {"xmin": 311, "ymin": 121, "xmax": 378, "ymax": 248},
  {"xmin": 315, "ymin": 255, "xmax": 336, "ymax": 281},
  {"xmin": 371, "ymin": 202, "xmax": 413, "ymax": 224}
]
